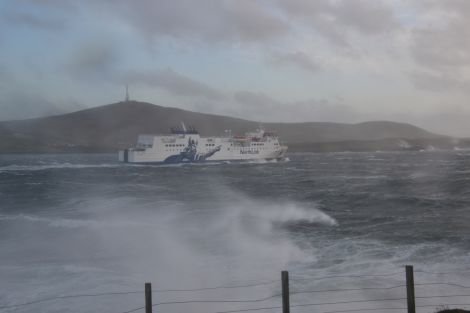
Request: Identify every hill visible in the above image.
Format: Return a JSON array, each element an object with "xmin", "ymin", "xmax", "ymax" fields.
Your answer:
[{"xmin": 0, "ymin": 101, "xmax": 457, "ymax": 153}]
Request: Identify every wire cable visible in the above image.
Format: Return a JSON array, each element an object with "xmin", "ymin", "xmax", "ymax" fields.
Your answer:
[
  {"xmin": 290, "ymin": 284, "xmax": 406, "ymax": 295},
  {"xmin": 151, "ymin": 280, "xmax": 278, "ymax": 293},
  {"xmin": 415, "ymin": 270, "xmax": 470, "ymax": 276},
  {"xmin": 212, "ymin": 306, "xmax": 281, "ymax": 313},
  {"xmin": 0, "ymin": 291, "xmax": 142, "ymax": 310},
  {"xmin": 151, "ymin": 297, "xmax": 406, "ymax": 310},
  {"xmin": 0, "ymin": 279, "xmax": 279, "ymax": 310},
  {"xmin": 415, "ymin": 282, "xmax": 470, "ymax": 289},
  {"xmin": 319, "ymin": 308, "xmax": 406, "ymax": 313},
  {"xmin": 290, "ymin": 271, "xmax": 404, "ymax": 281},
  {"xmin": 211, "ymin": 307, "xmax": 408, "ymax": 313},
  {"xmin": 416, "ymin": 294, "xmax": 470, "ymax": 300},
  {"xmin": 151, "ymin": 293, "xmax": 281, "ymax": 307},
  {"xmin": 118, "ymin": 306, "xmax": 145, "ymax": 313},
  {"xmin": 206, "ymin": 303, "xmax": 470, "ymax": 313},
  {"xmin": 207, "ymin": 298, "xmax": 408, "ymax": 313},
  {"xmin": 289, "ymin": 297, "xmax": 407, "ymax": 308},
  {"xmin": 417, "ymin": 303, "xmax": 470, "ymax": 308}
]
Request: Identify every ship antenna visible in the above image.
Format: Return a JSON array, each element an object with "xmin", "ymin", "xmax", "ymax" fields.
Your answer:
[{"xmin": 125, "ymin": 84, "xmax": 130, "ymax": 102}]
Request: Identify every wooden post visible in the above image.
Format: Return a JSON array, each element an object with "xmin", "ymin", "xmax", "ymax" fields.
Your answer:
[
  {"xmin": 145, "ymin": 282, "xmax": 152, "ymax": 313},
  {"xmin": 406, "ymin": 265, "xmax": 415, "ymax": 313},
  {"xmin": 282, "ymin": 271, "xmax": 290, "ymax": 313}
]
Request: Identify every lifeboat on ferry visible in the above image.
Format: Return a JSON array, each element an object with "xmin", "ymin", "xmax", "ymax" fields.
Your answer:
[{"xmin": 233, "ymin": 135, "xmax": 248, "ymax": 141}]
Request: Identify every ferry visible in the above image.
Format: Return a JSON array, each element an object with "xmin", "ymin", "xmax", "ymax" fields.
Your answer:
[{"xmin": 118, "ymin": 124, "xmax": 288, "ymax": 164}]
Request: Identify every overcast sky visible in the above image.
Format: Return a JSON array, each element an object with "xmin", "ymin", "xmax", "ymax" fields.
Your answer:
[{"xmin": 1, "ymin": 0, "xmax": 470, "ymax": 136}]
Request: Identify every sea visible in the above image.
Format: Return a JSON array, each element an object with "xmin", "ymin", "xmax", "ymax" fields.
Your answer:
[{"xmin": 1, "ymin": 151, "xmax": 470, "ymax": 313}]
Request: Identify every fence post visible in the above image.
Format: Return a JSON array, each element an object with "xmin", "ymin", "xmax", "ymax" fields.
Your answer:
[
  {"xmin": 145, "ymin": 282, "xmax": 152, "ymax": 313},
  {"xmin": 282, "ymin": 271, "xmax": 290, "ymax": 313},
  {"xmin": 406, "ymin": 265, "xmax": 415, "ymax": 313}
]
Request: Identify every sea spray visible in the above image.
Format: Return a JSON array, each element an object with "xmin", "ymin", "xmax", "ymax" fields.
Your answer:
[{"xmin": 2, "ymin": 151, "xmax": 470, "ymax": 313}]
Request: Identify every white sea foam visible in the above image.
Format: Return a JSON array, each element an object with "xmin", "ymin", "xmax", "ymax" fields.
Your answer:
[
  {"xmin": 253, "ymin": 202, "xmax": 338, "ymax": 226},
  {"xmin": 0, "ymin": 214, "xmax": 149, "ymax": 229},
  {"xmin": 0, "ymin": 163, "xmax": 121, "ymax": 172},
  {"xmin": 0, "ymin": 158, "xmax": 291, "ymax": 173}
]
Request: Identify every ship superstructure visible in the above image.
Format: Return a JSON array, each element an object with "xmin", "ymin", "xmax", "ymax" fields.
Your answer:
[{"xmin": 118, "ymin": 124, "xmax": 287, "ymax": 164}]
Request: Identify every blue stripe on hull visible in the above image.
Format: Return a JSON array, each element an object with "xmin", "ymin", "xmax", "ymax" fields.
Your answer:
[{"xmin": 123, "ymin": 157, "xmax": 286, "ymax": 165}]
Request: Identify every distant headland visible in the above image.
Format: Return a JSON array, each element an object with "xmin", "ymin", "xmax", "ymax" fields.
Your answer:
[{"xmin": 0, "ymin": 101, "xmax": 468, "ymax": 153}]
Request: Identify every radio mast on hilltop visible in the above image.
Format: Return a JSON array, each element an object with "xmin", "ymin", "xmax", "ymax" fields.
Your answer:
[{"xmin": 125, "ymin": 84, "xmax": 130, "ymax": 102}]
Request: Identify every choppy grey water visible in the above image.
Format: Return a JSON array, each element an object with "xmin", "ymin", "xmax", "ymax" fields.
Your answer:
[{"xmin": 1, "ymin": 152, "xmax": 470, "ymax": 313}]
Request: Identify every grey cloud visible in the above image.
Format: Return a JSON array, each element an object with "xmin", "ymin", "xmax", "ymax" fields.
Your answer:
[
  {"xmin": 409, "ymin": 1, "xmax": 470, "ymax": 92},
  {"xmin": 391, "ymin": 107, "xmax": 470, "ymax": 138},
  {"xmin": 234, "ymin": 91, "xmax": 281, "ymax": 110},
  {"xmin": 97, "ymin": 0, "xmax": 289, "ymax": 43},
  {"xmin": 233, "ymin": 91, "xmax": 360, "ymax": 123},
  {"xmin": 410, "ymin": 70, "xmax": 469, "ymax": 93},
  {"xmin": 2, "ymin": 11, "xmax": 66, "ymax": 31},
  {"xmin": 277, "ymin": 0, "xmax": 398, "ymax": 46},
  {"xmin": 423, "ymin": 110, "xmax": 470, "ymax": 138},
  {"xmin": 332, "ymin": 0, "xmax": 398, "ymax": 35},
  {"xmin": 412, "ymin": 22, "xmax": 470, "ymax": 69},
  {"xmin": 65, "ymin": 40, "xmax": 118, "ymax": 80},
  {"xmin": 0, "ymin": 64, "xmax": 83, "ymax": 121},
  {"xmin": 124, "ymin": 69, "xmax": 225, "ymax": 100},
  {"xmin": 0, "ymin": 65, "xmax": 8, "ymax": 90},
  {"xmin": 0, "ymin": 90, "xmax": 83, "ymax": 121},
  {"xmin": 10, "ymin": 0, "xmax": 400, "ymax": 51},
  {"xmin": 173, "ymin": 90, "xmax": 360, "ymax": 124},
  {"xmin": 270, "ymin": 51, "xmax": 321, "ymax": 73},
  {"xmin": 91, "ymin": 0, "xmax": 397, "ymax": 47},
  {"xmin": 18, "ymin": 0, "xmax": 77, "ymax": 11}
]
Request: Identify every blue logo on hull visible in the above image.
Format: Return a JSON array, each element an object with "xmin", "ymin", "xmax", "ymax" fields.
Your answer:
[{"xmin": 163, "ymin": 137, "xmax": 221, "ymax": 164}]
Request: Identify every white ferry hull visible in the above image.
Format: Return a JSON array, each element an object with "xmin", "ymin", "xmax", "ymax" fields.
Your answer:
[{"xmin": 119, "ymin": 128, "xmax": 287, "ymax": 164}]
